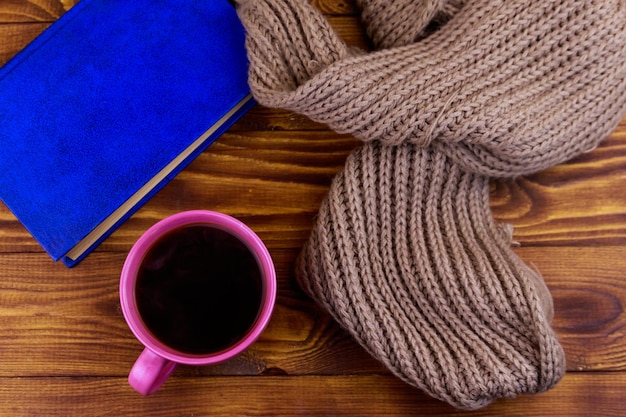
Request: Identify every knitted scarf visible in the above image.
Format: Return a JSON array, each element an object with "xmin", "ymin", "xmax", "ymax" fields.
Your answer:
[{"xmin": 235, "ymin": 0, "xmax": 626, "ymax": 410}]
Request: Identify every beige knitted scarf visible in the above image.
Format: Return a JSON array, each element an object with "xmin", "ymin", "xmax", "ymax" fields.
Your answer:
[{"xmin": 235, "ymin": 0, "xmax": 626, "ymax": 410}]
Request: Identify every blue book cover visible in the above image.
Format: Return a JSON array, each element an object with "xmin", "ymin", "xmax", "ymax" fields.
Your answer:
[{"xmin": 0, "ymin": 0, "xmax": 254, "ymax": 267}]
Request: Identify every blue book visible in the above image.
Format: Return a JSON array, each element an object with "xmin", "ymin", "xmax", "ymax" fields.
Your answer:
[{"xmin": 0, "ymin": 0, "xmax": 254, "ymax": 267}]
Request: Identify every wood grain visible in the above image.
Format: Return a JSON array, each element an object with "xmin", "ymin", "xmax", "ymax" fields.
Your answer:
[
  {"xmin": 0, "ymin": 373, "xmax": 623, "ymax": 417},
  {"xmin": 0, "ymin": 0, "xmax": 64, "ymax": 22},
  {"xmin": 1, "ymin": 0, "xmax": 626, "ymax": 416},
  {"xmin": 2, "ymin": 125, "xmax": 625, "ymax": 251},
  {"xmin": 0, "ymin": 247, "xmax": 624, "ymax": 377}
]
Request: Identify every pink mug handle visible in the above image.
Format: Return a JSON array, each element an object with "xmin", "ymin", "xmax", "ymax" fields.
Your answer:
[{"xmin": 128, "ymin": 348, "xmax": 178, "ymax": 395}]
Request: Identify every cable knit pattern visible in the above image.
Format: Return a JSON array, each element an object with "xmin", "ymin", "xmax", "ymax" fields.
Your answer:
[{"xmin": 235, "ymin": 0, "xmax": 626, "ymax": 410}]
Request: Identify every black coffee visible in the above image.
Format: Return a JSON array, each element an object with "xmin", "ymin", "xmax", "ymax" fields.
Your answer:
[{"xmin": 135, "ymin": 224, "xmax": 263, "ymax": 354}]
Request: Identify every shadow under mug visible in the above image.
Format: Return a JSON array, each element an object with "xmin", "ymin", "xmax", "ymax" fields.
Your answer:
[{"xmin": 120, "ymin": 210, "xmax": 276, "ymax": 395}]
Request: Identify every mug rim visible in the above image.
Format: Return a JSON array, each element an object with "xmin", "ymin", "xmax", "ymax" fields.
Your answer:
[{"xmin": 120, "ymin": 210, "xmax": 276, "ymax": 365}]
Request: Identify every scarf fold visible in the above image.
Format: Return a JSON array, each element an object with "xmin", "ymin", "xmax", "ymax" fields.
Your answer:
[{"xmin": 236, "ymin": 0, "xmax": 626, "ymax": 410}]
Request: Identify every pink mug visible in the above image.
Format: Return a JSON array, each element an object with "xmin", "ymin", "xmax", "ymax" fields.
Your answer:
[{"xmin": 120, "ymin": 210, "xmax": 276, "ymax": 395}]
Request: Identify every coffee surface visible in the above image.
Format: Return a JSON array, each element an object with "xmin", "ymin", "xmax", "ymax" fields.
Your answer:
[{"xmin": 136, "ymin": 225, "xmax": 263, "ymax": 354}]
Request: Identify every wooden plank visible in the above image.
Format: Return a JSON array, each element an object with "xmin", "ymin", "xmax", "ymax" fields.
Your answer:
[
  {"xmin": 517, "ymin": 247, "xmax": 626, "ymax": 372},
  {"xmin": 0, "ymin": 249, "xmax": 385, "ymax": 377},
  {"xmin": 491, "ymin": 126, "xmax": 626, "ymax": 246},
  {"xmin": 2, "ymin": 123, "xmax": 624, "ymax": 252},
  {"xmin": 0, "ymin": 0, "xmax": 76, "ymax": 66},
  {"xmin": 0, "ymin": 23, "xmax": 50, "ymax": 64},
  {"xmin": 312, "ymin": 0, "xmax": 358, "ymax": 15},
  {"xmin": 230, "ymin": 106, "xmax": 326, "ymax": 131},
  {"xmin": 327, "ymin": 15, "xmax": 370, "ymax": 48},
  {"xmin": 0, "ymin": 0, "xmax": 66, "ymax": 23},
  {"xmin": 0, "ymin": 373, "xmax": 623, "ymax": 417},
  {"xmin": 0, "ymin": 246, "xmax": 625, "ymax": 377}
]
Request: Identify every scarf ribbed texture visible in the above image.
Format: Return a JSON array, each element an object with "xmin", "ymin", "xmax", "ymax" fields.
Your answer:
[{"xmin": 235, "ymin": 0, "xmax": 626, "ymax": 409}]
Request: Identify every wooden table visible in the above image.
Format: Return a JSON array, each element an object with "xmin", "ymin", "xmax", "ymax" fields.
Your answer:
[{"xmin": 1, "ymin": 1, "xmax": 625, "ymax": 416}]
